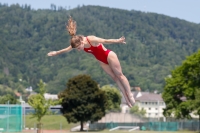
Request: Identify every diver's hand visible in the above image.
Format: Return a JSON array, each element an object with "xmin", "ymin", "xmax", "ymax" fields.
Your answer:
[
  {"xmin": 118, "ymin": 36, "xmax": 126, "ymax": 44},
  {"xmin": 47, "ymin": 51, "xmax": 57, "ymax": 56}
]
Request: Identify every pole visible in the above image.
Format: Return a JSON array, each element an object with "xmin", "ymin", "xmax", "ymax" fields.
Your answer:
[
  {"xmin": 24, "ymin": 102, "xmax": 26, "ymax": 129},
  {"xmin": 6, "ymin": 102, "xmax": 8, "ymax": 132},
  {"xmin": 158, "ymin": 100, "xmax": 161, "ymax": 131},
  {"xmin": 7, "ymin": 101, "xmax": 10, "ymax": 132},
  {"xmin": 21, "ymin": 102, "xmax": 23, "ymax": 131}
]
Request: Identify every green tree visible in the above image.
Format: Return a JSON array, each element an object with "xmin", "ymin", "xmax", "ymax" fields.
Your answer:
[
  {"xmin": 130, "ymin": 105, "xmax": 146, "ymax": 116},
  {"xmin": 101, "ymin": 85, "xmax": 121, "ymax": 112},
  {"xmin": 162, "ymin": 50, "xmax": 200, "ymax": 120},
  {"xmin": 59, "ymin": 75, "xmax": 108, "ymax": 131},
  {"xmin": 0, "ymin": 94, "xmax": 17, "ymax": 104},
  {"xmin": 28, "ymin": 80, "xmax": 59, "ymax": 133}
]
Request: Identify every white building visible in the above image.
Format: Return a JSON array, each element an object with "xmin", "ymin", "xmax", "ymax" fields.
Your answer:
[
  {"xmin": 135, "ymin": 91, "xmax": 165, "ymax": 118},
  {"xmin": 44, "ymin": 93, "xmax": 58, "ymax": 100},
  {"xmin": 28, "ymin": 93, "xmax": 58, "ymax": 100},
  {"xmin": 121, "ymin": 87, "xmax": 166, "ymax": 118},
  {"xmin": 25, "ymin": 86, "xmax": 33, "ymax": 92}
]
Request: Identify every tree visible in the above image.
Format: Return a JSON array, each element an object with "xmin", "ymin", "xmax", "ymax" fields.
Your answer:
[
  {"xmin": 28, "ymin": 80, "xmax": 59, "ymax": 133},
  {"xmin": 101, "ymin": 85, "xmax": 121, "ymax": 112},
  {"xmin": 0, "ymin": 94, "xmax": 17, "ymax": 104},
  {"xmin": 130, "ymin": 105, "xmax": 146, "ymax": 116},
  {"xmin": 162, "ymin": 50, "xmax": 200, "ymax": 120},
  {"xmin": 194, "ymin": 89, "xmax": 200, "ymax": 115},
  {"xmin": 58, "ymin": 74, "xmax": 108, "ymax": 131}
]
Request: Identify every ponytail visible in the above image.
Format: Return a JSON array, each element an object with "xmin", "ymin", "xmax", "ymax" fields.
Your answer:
[{"xmin": 66, "ymin": 16, "xmax": 77, "ymax": 36}]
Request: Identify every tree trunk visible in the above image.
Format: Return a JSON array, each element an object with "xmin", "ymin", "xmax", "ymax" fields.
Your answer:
[
  {"xmin": 80, "ymin": 121, "xmax": 84, "ymax": 131},
  {"xmin": 37, "ymin": 123, "xmax": 42, "ymax": 133}
]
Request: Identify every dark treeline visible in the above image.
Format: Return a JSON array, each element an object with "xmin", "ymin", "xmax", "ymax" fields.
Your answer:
[{"xmin": 0, "ymin": 3, "xmax": 200, "ymax": 95}]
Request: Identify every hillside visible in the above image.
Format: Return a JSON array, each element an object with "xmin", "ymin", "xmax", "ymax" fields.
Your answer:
[{"xmin": 0, "ymin": 4, "xmax": 200, "ymax": 94}]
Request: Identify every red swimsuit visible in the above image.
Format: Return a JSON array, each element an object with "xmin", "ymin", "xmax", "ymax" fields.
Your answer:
[{"xmin": 84, "ymin": 37, "xmax": 111, "ymax": 64}]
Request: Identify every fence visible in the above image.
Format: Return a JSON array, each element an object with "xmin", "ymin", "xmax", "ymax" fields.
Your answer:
[
  {"xmin": 89, "ymin": 112, "xmax": 200, "ymax": 131},
  {"xmin": 0, "ymin": 104, "xmax": 23, "ymax": 132}
]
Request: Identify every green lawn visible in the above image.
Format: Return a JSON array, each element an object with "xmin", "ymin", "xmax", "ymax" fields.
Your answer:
[
  {"xmin": 25, "ymin": 115, "xmax": 75, "ymax": 130},
  {"xmin": 24, "ymin": 115, "xmax": 198, "ymax": 133}
]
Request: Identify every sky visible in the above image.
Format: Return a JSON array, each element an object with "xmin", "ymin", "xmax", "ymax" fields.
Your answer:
[{"xmin": 0, "ymin": 0, "xmax": 199, "ymax": 24}]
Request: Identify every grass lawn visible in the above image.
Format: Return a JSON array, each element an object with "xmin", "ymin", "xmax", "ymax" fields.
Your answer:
[
  {"xmin": 23, "ymin": 115, "xmax": 198, "ymax": 133},
  {"xmin": 25, "ymin": 115, "xmax": 75, "ymax": 130}
]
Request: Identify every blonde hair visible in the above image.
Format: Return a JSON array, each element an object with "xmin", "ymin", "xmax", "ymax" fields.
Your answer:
[{"xmin": 66, "ymin": 16, "xmax": 83, "ymax": 48}]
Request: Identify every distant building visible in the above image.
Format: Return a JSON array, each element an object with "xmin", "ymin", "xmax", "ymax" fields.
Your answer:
[
  {"xmin": 25, "ymin": 86, "xmax": 33, "ymax": 92},
  {"xmin": 120, "ymin": 87, "xmax": 166, "ymax": 118},
  {"xmin": 28, "ymin": 93, "xmax": 58, "ymax": 100},
  {"xmin": 134, "ymin": 91, "xmax": 165, "ymax": 118},
  {"xmin": 44, "ymin": 93, "xmax": 58, "ymax": 100}
]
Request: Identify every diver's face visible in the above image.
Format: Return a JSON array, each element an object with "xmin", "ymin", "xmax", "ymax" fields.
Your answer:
[{"xmin": 75, "ymin": 42, "xmax": 84, "ymax": 51}]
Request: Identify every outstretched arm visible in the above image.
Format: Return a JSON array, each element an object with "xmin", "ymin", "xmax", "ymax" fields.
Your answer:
[
  {"xmin": 47, "ymin": 45, "xmax": 72, "ymax": 56},
  {"xmin": 87, "ymin": 36, "xmax": 126, "ymax": 45}
]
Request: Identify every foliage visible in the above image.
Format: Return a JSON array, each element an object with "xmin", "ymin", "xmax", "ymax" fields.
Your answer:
[
  {"xmin": 28, "ymin": 80, "xmax": 60, "ymax": 125},
  {"xmin": 59, "ymin": 74, "xmax": 108, "ymax": 131},
  {"xmin": 0, "ymin": 85, "xmax": 14, "ymax": 96},
  {"xmin": 130, "ymin": 105, "xmax": 146, "ymax": 116},
  {"xmin": 193, "ymin": 89, "xmax": 200, "ymax": 116},
  {"xmin": 101, "ymin": 85, "xmax": 121, "ymax": 112},
  {"xmin": 0, "ymin": 4, "xmax": 200, "ymax": 95},
  {"xmin": 0, "ymin": 94, "xmax": 17, "ymax": 104},
  {"xmin": 162, "ymin": 50, "xmax": 200, "ymax": 119}
]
